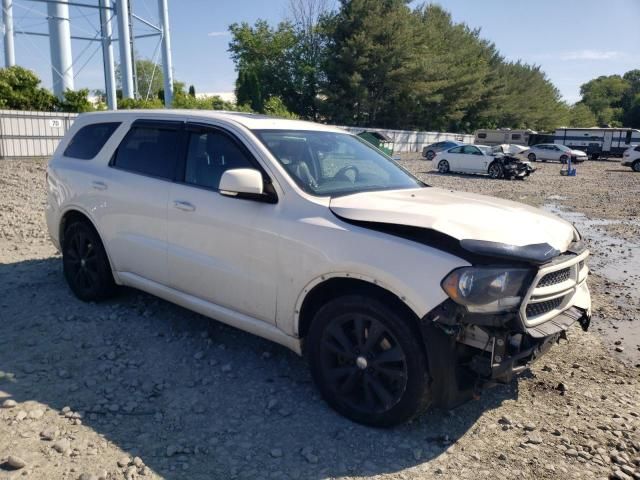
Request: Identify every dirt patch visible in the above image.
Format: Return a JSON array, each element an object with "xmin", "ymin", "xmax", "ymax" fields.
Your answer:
[{"xmin": 0, "ymin": 158, "xmax": 639, "ymax": 480}]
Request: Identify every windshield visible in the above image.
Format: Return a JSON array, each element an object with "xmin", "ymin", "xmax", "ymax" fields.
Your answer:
[
  {"xmin": 254, "ymin": 130, "xmax": 424, "ymax": 196},
  {"xmin": 557, "ymin": 144, "xmax": 571, "ymax": 152},
  {"xmin": 477, "ymin": 145, "xmax": 493, "ymax": 155}
]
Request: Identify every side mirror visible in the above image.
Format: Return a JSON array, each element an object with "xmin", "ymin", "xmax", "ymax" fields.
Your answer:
[{"xmin": 219, "ymin": 168, "xmax": 264, "ymax": 196}]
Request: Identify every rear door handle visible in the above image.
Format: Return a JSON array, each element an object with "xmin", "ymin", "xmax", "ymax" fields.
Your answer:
[
  {"xmin": 91, "ymin": 181, "xmax": 107, "ymax": 191},
  {"xmin": 173, "ymin": 200, "xmax": 196, "ymax": 212}
]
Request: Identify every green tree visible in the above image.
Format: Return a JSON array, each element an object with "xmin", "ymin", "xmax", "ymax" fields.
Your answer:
[
  {"xmin": 58, "ymin": 88, "xmax": 94, "ymax": 113},
  {"xmin": 263, "ymin": 96, "xmax": 298, "ymax": 118},
  {"xmin": 0, "ymin": 66, "xmax": 57, "ymax": 110},
  {"xmin": 578, "ymin": 75, "xmax": 629, "ymax": 126},
  {"xmin": 320, "ymin": 0, "xmax": 423, "ymax": 126},
  {"xmin": 188, "ymin": 85, "xmax": 196, "ymax": 97},
  {"xmin": 567, "ymin": 103, "xmax": 597, "ymax": 127},
  {"xmin": 228, "ymin": 20, "xmax": 298, "ymax": 113}
]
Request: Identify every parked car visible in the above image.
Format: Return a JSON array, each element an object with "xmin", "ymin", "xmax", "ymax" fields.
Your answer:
[
  {"xmin": 492, "ymin": 143, "xmax": 529, "ymax": 156},
  {"xmin": 46, "ymin": 111, "xmax": 591, "ymax": 427},
  {"xmin": 422, "ymin": 140, "xmax": 464, "ymax": 160},
  {"xmin": 526, "ymin": 144, "xmax": 587, "ymax": 163},
  {"xmin": 621, "ymin": 145, "xmax": 640, "ymax": 172},
  {"xmin": 434, "ymin": 144, "xmax": 535, "ymax": 179}
]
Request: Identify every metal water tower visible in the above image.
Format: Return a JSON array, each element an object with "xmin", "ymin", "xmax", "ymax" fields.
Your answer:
[{"xmin": 1, "ymin": 0, "xmax": 175, "ymax": 109}]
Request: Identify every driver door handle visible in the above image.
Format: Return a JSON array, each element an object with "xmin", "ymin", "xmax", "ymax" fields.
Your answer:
[{"xmin": 173, "ymin": 200, "xmax": 196, "ymax": 212}]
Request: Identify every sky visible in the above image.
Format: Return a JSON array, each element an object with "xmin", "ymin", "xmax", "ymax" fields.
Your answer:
[{"xmin": 4, "ymin": 0, "xmax": 640, "ymax": 104}]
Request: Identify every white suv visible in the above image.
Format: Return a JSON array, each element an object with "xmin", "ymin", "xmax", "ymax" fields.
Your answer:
[
  {"xmin": 622, "ymin": 145, "xmax": 640, "ymax": 171},
  {"xmin": 46, "ymin": 111, "xmax": 592, "ymax": 426}
]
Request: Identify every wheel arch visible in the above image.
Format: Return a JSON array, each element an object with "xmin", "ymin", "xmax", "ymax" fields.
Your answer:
[
  {"xmin": 58, "ymin": 207, "xmax": 119, "ymax": 282},
  {"xmin": 295, "ymin": 274, "xmax": 422, "ymax": 343}
]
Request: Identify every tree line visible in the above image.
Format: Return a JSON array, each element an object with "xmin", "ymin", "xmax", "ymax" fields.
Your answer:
[
  {"xmin": 230, "ymin": 0, "xmax": 640, "ymax": 132},
  {"xmin": 0, "ymin": 0, "xmax": 638, "ymax": 133}
]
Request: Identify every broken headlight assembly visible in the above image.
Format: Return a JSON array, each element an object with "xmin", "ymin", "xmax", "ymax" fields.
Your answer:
[{"xmin": 441, "ymin": 267, "xmax": 531, "ymax": 313}]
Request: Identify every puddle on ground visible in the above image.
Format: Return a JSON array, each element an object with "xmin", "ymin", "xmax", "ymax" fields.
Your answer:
[{"xmin": 544, "ymin": 204, "xmax": 640, "ymax": 363}]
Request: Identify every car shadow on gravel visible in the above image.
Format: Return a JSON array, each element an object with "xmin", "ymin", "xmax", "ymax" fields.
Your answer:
[{"xmin": 0, "ymin": 257, "xmax": 519, "ymax": 479}]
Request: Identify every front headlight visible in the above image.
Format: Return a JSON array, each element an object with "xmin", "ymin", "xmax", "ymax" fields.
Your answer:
[{"xmin": 441, "ymin": 267, "xmax": 531, "ymax": 313}]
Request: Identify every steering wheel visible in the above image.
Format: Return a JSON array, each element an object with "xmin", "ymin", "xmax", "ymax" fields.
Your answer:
[{"xmin": 334, "ymin": 165, "xmax": 360, "ymax": 182}]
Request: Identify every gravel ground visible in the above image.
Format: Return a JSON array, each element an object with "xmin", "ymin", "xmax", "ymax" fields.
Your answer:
[{"xmin": 0, "ymin": 157, "xmax": 639, "ymax": 480}]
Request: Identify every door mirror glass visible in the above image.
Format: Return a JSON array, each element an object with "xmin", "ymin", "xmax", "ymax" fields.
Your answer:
[{"xmin": 219, "ymin": 168, "xmax": 264, "ymax": 196}]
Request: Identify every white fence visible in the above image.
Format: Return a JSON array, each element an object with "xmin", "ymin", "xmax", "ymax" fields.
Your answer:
[
  {"xmin": 0, "ymin": 110, "xmax": 78, "ymax": 159},
  {"xmin": 341, "ymin": 126, "xmax": 474, "ymax": 152},
  {"xmin": 0, "ymin": 109, "xmax": 473, "ymax": 158}
]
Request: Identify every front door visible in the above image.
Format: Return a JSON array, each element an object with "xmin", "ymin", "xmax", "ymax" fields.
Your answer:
[
  {"xmin": 460, "ymin": 145, "xmax": 488, "ymax": 172},
  {"xmin": 603, "ymin": 131, "xmax": 613, "ymax": 153},
  {"xmin": 167, "ymin": 124, "xmax": 279, "ymax": 324}
]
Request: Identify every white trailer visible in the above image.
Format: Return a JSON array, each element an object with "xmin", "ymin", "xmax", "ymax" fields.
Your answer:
[
  {"xmin": 554, "ymin": 128, "xmax": 640, "ymax": 159},
  {"xmin": 474, "ymin": 129, "xmax": 535, "ymax": 147}
]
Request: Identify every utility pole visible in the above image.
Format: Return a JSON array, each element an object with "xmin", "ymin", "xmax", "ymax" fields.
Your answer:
[
  {"xmin": 158, "ymin": 0, "xmax": 173, "ymax": 107},
  {"xmin": 47, "ymin": 0, "xmax": 74, "ymax": 99},
  {"xmin": 116, "ymin": 0, "xmax": 134, "ymax": 99},
  {"xmin": 99, "ymin": 0, "xmax": 116, "ymax": 109},
  {"xmin": 2, "ymin": 0, "xmax": 15, "ymax": 67}
]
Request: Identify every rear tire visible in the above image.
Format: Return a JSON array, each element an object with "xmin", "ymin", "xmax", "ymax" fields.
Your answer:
[
  {"xmin": 426, "ymin": 150, "xmax": 435, "ymax": 161},
  {"xmin": 633, "ymin": 160, "xmax": 640, "ymax": 172},
  {"xmin": 306, "ymin": 295, "xmax": 431, "ymax": 427},
  {"xmin": 62, "ymin": 221, "xmax": 116, "ymax": 302},
  {"xmin": 437, "ymin": 159, "xmax": 450, "ymax": 173}
]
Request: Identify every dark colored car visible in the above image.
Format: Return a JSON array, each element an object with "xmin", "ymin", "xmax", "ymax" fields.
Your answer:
[{"xmin": 422, "ymin": 140, "xmax": 464, "ymax": 160}]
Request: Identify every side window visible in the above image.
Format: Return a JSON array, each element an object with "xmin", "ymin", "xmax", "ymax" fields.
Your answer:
[
  {"xmin": 635, "ymin": 146, "xmax": 640, "ymax": 152},
  {"xmin": 184, "ymin": 129, "xmax": 254, "ymax": 190},
  {"xmin": 625, "ymin": 130, "xmax": 632, "ymax": 144},
  {"xmin": 463, "ymin": 145, "xmax": 481, "ymax": 155},
  {"xmin": 448, "ymin": 146, "xmax": 464, "ymax": 154},
  {"xmin": 112, "ymin": 124, "xmax": 180, "ymax": 179},
  {"xmin": 511, "ymin": 134, "xmax": 521, "ymax": 140},
  {"xmin": 477, "ymin": 133, "xmax": 487, "ymax": 139},
  {"xmin": 64, "ymin": 122, "xmax": 120, "ymax": 160}
]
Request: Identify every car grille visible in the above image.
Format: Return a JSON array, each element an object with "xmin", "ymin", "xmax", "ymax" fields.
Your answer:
[
  {"xmin": 526, "ymin": 296, "xmax": 565, "ymax": 317},
  {"xmin": 538, "ymin": 267, "xmax": 571, "ymax": 287},
  {"xmin": 521, "ymin": 251, "xmax": 589, "ymax": 327}
]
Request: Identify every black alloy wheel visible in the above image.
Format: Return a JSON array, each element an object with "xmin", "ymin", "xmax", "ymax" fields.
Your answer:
[
  {"xmin": 63, "ymin": 221, "xmax": 116, "ymax": 301},
  {"xmin": 528, "ymin": 153, "xmax": 536, "ymax": 162},
  {"xmin": 633, "ymin": 160, "xmax": 640, "ymax": 172},
  {"xmin": 307, "ymin": 295, "xmax": 431, "ymax": 427}
]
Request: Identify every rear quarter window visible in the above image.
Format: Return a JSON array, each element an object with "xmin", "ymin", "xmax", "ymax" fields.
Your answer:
[{"xmin": 63, "ymin": 122, "xmax": 121, "ymax": 159}]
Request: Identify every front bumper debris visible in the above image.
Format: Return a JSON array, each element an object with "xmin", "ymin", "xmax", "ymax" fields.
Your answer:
[{"xmin": 419, "ymin": 300, "xmax": 591, "ymax": 409}]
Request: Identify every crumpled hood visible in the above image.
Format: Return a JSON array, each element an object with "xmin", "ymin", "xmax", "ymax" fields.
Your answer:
[{"xmin": 330, "ymin": 187, "xmax": 576, "ymax": 252}]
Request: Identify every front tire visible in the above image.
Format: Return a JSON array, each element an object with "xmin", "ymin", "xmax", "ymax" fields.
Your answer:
[
  {"xmin": 426, "ymin": 150, "xmax": 435, "ymax": 161},
  {"xmin": 307, "ymin": 295, "xmax": 431, "ymax": 427},
  {"xmin": 488, "ymin": 162, "xmax": 503, "ymax": 179},
  {"xmin": 437, "ymin": 159, "xmax": 450, "ymax": 173},
  {"xmin": 528, "ymin": 153, "xmax": 536, "ymax": 162},
  {"xmin": 633, "ymin": 160, "xmax": 640, "ymax": 172},
  {"xmin": 62, "ymin": 221, "xmax": 116, "ymax": 302}
]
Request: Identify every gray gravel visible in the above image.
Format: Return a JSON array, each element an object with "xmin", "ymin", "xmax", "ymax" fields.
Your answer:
[{"xmin": 0, "ymin": 158, "xmax": 639, "ymax": 479}]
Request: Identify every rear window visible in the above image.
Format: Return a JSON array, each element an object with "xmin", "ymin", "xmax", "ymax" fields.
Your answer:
[
  {"xmin": 112, "ymin": 124, "xmax": 180, "ymax": 179},
  {"xmin": 63, "ymin": 122, "xmax": 120, "ymax": 159}
]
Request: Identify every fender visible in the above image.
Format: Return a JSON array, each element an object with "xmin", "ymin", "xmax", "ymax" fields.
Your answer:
[{"xmin": 293, "ymin": 271, "xmax": 423, "ymax": 337}]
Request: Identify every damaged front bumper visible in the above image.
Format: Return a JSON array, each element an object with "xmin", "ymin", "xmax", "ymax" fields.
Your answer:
[{"xmin": 420, "ymin": 295, "xmax": 591, "ymax": 409}]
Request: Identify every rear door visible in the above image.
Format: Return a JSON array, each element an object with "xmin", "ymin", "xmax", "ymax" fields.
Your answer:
[
  {"xmin": 100, "ymin": 119, "xmax": 182, "ymax": 285},
  {"xmin": 166, "ymin": 123, "xmax": 279, "ymax": 324},
  {"xmin": 443, "ymin": 146, "xmax": 464, "ymax": 170}
]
